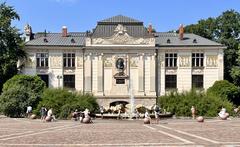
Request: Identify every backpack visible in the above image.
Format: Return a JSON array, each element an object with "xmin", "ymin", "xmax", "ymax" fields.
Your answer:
[{"xmin": 155, "ymin": 105, "xmax": 160, "ymax": 112}]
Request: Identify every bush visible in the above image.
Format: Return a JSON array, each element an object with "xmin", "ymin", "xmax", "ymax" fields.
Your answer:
[
  {"xmin": 159, "ymin": 90, "xmax": 234, "ymax": 117},
  {"xmin": 207, "ymin": 80, "xmax": 240, "ymax": 105},
  {"xmin": 36, "ymin": 88, "xmax": 99, "ymax": 119},
  {"xmin": 0, "ymin": 75, "xmax": 46, "ymax": 117}
]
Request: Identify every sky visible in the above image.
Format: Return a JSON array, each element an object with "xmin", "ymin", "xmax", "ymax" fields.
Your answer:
[{"xmin": 3, "ymin": 0, "xmax": 240, "ymax": 33}]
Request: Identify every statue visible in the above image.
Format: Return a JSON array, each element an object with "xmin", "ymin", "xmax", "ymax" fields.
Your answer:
[
  {"xmin": 24, "ymin": 24, "xmax": 32, "ymax": 35},
  {"xmin": 191, "ymin": 106, "xmax": 196, "ymax": 119}
]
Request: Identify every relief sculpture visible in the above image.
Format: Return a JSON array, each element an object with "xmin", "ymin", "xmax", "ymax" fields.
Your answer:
[
  {"xmin": 179, "ymin": 56, "xmax": 190, "ymax": 67},
  {"xmin": 104, "ymin": 57, "xmax": 112, "ymax": 67},
  {"xmin": 25, "ymin": 54, "xmax": 35, "ymax": 68},
  {"xmin": 130, "ymin": 57, "xmax": 138, "ymax": 67},
  {"xmin": 91, "ymin": 24, "xmax": 155, "ymax": 45},
  {"xmin": 50, "ymin": 56, "xmax": 62, "ymax": 68},
  {"xmin": 206, "ymin": 55, "xmax": 218, "ymax": 67},
  {"xmin": 77, "ymin": 56, "xmax": 83, "ymax": 68}
]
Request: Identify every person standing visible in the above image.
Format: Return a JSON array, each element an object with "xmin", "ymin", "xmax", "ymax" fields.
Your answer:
[
  {"xmin": 26, "ymin": 106, "xmax": 32, "ymax": 118},
  {"xmin": 40, "ymin": 107, "xmax": 47, "ymax": 121},
  {"xmin": 154, "ymin": 104, "xmax": 160, "ymax": 124},
  {"xmin": 100, "ymin": 106, "xmax": 104, "ymax": 119}
]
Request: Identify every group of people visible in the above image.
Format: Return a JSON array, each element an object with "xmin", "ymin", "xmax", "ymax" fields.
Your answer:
[
  {"xmin": 40, "ymin": 107, "xmax": 56, "ymax": 122},
  {"xmin": 72, "ymin": 108, "xmax": 92, "ymax": 123}
]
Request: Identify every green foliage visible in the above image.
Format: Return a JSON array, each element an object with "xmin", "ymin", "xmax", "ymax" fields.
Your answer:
[
  {"xmin": 36, "ymin": 88, "xmax": 99, "ymax": 119},
  {"xmin": 0, "ymin": 75, "xmax": 46, "ymax": 117},
  {"xmin": 207, "ymin": 80, "xmax": 240, "ymax": 105},
  {"xmin": 159, "ymin": 90, "xmax": 234, "ymax": 117},
  {"xmin": 0, "ymin": 2, "xmax": 26, "ymax": 92},
  {"xmin": 184, "ymin": 10, "xmax": 240, "ymax": 82}
]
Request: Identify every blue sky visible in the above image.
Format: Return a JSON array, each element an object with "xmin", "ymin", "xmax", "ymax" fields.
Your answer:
[{"xmin": 4, "ymin": 0, "xmax": 240, "ymax": 33}]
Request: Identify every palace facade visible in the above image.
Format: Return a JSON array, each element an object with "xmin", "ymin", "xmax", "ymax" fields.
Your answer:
[{"xmin": 21, "ymin": 15, "xmax": 224, "ymax": 107}]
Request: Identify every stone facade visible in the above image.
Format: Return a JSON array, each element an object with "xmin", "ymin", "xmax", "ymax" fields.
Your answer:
[{"xmin": 21, "ymin": 15, "xmax": 224, "ymax": 108}]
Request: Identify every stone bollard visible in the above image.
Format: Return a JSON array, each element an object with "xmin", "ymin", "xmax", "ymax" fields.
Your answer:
[
  {"xmin": 196, "ymin": 116, "xmax": 204, "ymax": 122},
  {"xmin": 144, "ymin": 118, "xmax": 150, "ymax": 124},
  {"xmin": 83, "ymin": 117, "xmax": 91, "ymax": 124},
  {"xmin": 45, "ymin": 116, "xmax": 52, "ymax": 122}
]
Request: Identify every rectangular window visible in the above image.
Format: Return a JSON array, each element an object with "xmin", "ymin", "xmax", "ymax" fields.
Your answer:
[
  {"xmin": 36, "ymin": 53, "xmax": 48, "ymax": 68},
  {"xmin": 63, "ymin": 53, "xmax": 75, "ymax": 68},
  {"xmin": 192, "ymin": 53, "xmax": 204, "ymax": 67},
  {"xmin": 192, "ymin": 75, "xmax": 203, "ymax": 89},
  {"xmin": 63, "ymin": 75, "xmax": 75, "ymax": 89},
  {"xmin": 165, "ymin": 75, "xmax": 177, "ymax": 89},
  {"xmin": 38, "ymin": 75, "xmax": 49, "ymax": 87},
  {"xmin": 165, "ymin": 53, "xmax": 177, "ymax": 68}
]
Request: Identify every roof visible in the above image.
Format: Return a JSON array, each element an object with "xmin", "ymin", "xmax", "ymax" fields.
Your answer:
[
  {"xmin": 91, "ymin": 15, "xmax": 150, "ymax": 38},
  {"xmin": 25, "ymin": 15, "xmax": 222, "ymax": 47},
  {"xmin": 155, "ymin": 32, "xmax": 222, "ymax": 47},
  {"xmin": 98, "ymin": 15, "xmax": 143, "ymax": 25},
  {"xmin": 25, "ymin": 32, "xmax": 86, "ymax": 47}
]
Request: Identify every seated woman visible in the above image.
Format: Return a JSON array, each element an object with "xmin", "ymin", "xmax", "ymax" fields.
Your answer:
[{"xmin": 218, "ymin": 108, "xmax": 229, "ymax": 120}]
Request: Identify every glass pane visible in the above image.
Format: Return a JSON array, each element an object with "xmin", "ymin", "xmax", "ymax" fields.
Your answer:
[
  {"xmin": 165, "ymin": 54, "xmax": 168, "ymax": 57},
  {"xmin": 63, "ymin": 53, "xmax": 66, "ymax": 57},
  {"xmin": 68, "ymin": 58, "xmax": 71, "ymax": 67},
  {"xmin": 72, "ymin": 59, "xmax": 75, "ymax": 67},
  {"xmin": 37, "ymin": 58, "xmax": 40, "ymax": 67},
  {"xmin": 45, "ymin": 59, "xmax": 48, "ymax": 67},
  {"xmin": 201, "ymin": 59, "xmax": 204, "ymax": 67},
  {"xmin": 68, "ymin": 53, "xmax": 71, "ymax": 57},
  {"xmin": 72, "ymin": 54, "xmax": 75, "ymax": 57},
  {"xmin": 64, "ymin": 59, "xmax": 67, "ymax": 67}
]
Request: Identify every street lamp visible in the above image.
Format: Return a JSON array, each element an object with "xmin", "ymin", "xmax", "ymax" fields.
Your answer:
[{"xmin": 57, "ymin": 75, "xmax": 63, "ymax": 88}]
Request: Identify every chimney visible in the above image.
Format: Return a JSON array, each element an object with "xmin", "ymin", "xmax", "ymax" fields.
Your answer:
[
  {"xmin": 148, "ymin": 23, "xmax": 153, "ymax": 34},
  {"xmin": 179, "ymin": 24, "xmax": 184, "ymax": 40},
  {"xmin": 62, "ymin": 26, "xmax": 68, "ymax": 37}
]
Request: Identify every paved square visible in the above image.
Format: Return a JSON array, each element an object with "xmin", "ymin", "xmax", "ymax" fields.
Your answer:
[{"xmin": 0, "ymin": 117, "xmax": 240, "ymax": 146}]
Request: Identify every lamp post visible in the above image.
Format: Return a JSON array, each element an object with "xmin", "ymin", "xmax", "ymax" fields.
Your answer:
[{"xmin": 57, "ymin": 75, "xmax": 63, "ymax": 88}]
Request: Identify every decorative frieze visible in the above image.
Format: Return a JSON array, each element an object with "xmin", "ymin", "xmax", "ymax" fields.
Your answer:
[
  {"xmin": 165, "ymin": 69, "xmax": 177, "ymax": 75},
  {"xmin": 76, "ymin": 56, "xmax": 83, "ymax": 68},
  {"xmin": 206, "ymin": 55, "xmax": 218, "ymax": 67},
  {"xmin": 50, "ymin": 55, "xmax": 62, "ymax": 68},
  {"xmin": 25, "ymin": 54, "xmax": 35, "ymax": 68},
  {"xmin": 192, "ymin": 68, "xmax": 204, "ymax": 74},
  {"xmin": 130, "ymin": 56, "xmax": 138, "ymax": 67},
  {"xmin": 104, "ymin": 57, "xmax": 113, "ymax": 67},
  {"xmin": 179, "ymin": 56, "xmax": 190, "ymax": 67}
]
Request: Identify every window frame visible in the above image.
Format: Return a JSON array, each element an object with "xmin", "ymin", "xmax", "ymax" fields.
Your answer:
[
  {"xmin": 192, "ymin": 52, "xmax": 204, "ymax": 68},
  {"xmin": 63, "ymin": 75, "xmax": 75, "ymax": 89},
  {"xmin": 36, "ymin": 53, "xmax": 49, "ymax": 68},
  {"xmin": 192, "ymin": 75, "xmax": 204, "ymax": 89},
  {"xmin": 165, "ymin": 75, "xmax": 177, "ymax": 90},
  {"xmin": 63, "ymin": 53, "xmax": 75, "ymax": 68},
  {"xmin": 165, "ymin": 53, "xmax": 178, "ymax": 68}
]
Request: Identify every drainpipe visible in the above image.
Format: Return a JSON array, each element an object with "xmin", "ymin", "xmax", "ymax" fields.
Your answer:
[
  {"xmin": 155, "ymin": 48, "xmax": 159, "ymax": 104},
  {"xmin": 82, "ymin": 48, "xmax": 85, "ymax": 94}
]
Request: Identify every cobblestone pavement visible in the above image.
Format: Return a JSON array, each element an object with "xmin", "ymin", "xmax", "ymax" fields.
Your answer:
[{"xmin": 0, "ymin": 117, "xmax": 239, "ymax": 146}]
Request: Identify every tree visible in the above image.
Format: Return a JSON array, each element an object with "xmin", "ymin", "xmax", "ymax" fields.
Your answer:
[
  {"xmin": 0, "ymin": 75, "xmax": 46, "ymax": 117},
  {"xmin": 207, "ymin": 80, "xmax": 240, "ymax": 105},
  {"xmin": 184, "ymin": 10, "xmax": 240, "ymax": 82},
  {"xmin": 0, "ymin": 2, "xmax": 25, "ymax": 92}
]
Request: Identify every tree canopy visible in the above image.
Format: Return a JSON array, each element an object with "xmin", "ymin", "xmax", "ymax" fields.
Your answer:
[
  {"xmin": 0, "ymin": 2, "xmax": 25, "ymax": 92},
  {"xmin": 184, "ymin": 10, "xmax": 240, "ymax": 83}
]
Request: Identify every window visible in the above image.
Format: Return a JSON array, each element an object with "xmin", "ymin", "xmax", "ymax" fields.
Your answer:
[
  {"xmin": 36, "ymin": 53, "xmax": 48, "ymax": 68},
  {"xmin": 63, "ymin": 53, "xmax": 75, "ymax": 68},
  {"xmin": 165, "ymin": 53, "xmax": 177, "ymax": 68},
  {"xmin": 63, "ymin": 75, "xmax": 75, "ymax": 89},
  {"xmin": 165, "ymin": 75, "xmax": 177, "ymax": 89},
  {"xmin": 38, "ymin": 75, "xmax": 49, "ymax": 87},
  {"xmin": 192, "ymin": 53, "xmax": 204, "ymax": 67},
  {"xmin": 192, "ymin": 75, "xmax": 203, "ymax": 89}
]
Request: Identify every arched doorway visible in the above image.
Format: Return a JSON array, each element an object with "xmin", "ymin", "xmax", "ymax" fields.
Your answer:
[{"xmin": 110, "ymin": 101, "xmax": 128, "ymax": 108}]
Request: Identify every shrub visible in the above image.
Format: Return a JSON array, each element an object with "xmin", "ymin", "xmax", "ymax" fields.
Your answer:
[
  {"xmin": 0, "ymin": 75, "xmax": 46, "ymax": 117},
  {"xmin": 159, "ymin": 90, "xmax": 234, "ymax": 117},
  {"xmin": 36, "ymin": 88, "xmax": 99, "ymax": 119},
  {"xmin": 207, "ymin": 80, "xmax": 240, "ymax": 105}
]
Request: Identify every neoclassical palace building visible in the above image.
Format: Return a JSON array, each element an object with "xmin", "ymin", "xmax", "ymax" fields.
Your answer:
[{"xmin": 21, "ymin": 15, "xmax": 224, "ymax": 107}]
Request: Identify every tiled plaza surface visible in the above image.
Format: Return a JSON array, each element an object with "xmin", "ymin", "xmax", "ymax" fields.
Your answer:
[{"xmin": 0, "ymin": 117, "xmax": 240, "ymax": 146}]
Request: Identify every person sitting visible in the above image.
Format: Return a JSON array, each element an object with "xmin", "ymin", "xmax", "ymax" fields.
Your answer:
[
  {"xmin": 47, "ymin": 108, "xmax": 56, "ymax": 122},
  {"xmin": 72, "ymin": 109, "xmax": 79, "ymax": 121},
  {"xmin": 218, "ymin": 108, "xmax": 229, "ymax": 120}
]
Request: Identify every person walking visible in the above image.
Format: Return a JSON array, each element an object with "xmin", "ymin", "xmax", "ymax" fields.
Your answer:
[
  {"xmin": 40, "ymin": 106, "xmax": 47, "ymax": 121},
  {"xmin": 153, "ymin": 104, "xmax": 160, "ymax": 124}
]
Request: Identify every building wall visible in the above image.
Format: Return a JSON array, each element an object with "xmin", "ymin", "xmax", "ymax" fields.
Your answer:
[{"xmin": 22, "ymin": 46, "xmax": 223, "ymax": 107}]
